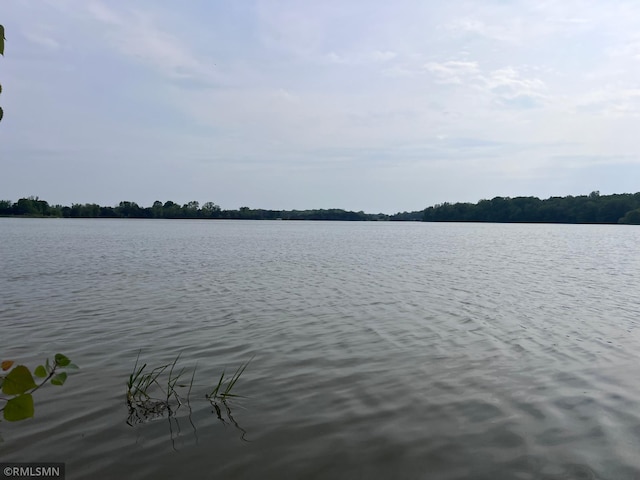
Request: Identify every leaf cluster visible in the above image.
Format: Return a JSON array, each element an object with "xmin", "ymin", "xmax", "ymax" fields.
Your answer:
[
  {"xmin": 0, "ymin": 354, "xmax": 78, "ymax": 422},
  {"xmin": 1, "ymin": 24, "xmax": 5, "ymax": 122}
]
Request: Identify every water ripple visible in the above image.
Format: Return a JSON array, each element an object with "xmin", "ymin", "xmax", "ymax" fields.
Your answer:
[{"xmin": 2, "ymin": 220, "xmax": 640, "ymax": 479}]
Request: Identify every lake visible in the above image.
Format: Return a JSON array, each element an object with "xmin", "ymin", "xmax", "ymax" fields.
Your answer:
[{"xmin": 1, "ymin": 218, "xmax": 640, "ymax": 479}]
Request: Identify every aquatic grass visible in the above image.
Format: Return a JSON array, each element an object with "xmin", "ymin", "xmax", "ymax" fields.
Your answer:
[
  {"xmin": 186, "ymin": 364, "xmax": 196, "ymax": 409},
  {"xmin": 126, "ymin": 351, "xmax": 251, "ymax": 438},
  {"xmin": 165, "ymin": 353, "xmax": 186, "ymax": 408},
  {"xmin": 206, "ymin": 356, "xmax": 253, "ymax": 401},
  {"xmin": 126, "ymin": 350, "xmax": 170, "ymax": 404}
]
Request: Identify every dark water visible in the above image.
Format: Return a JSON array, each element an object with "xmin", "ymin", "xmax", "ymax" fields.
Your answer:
[{"xmin": 1, "ymin": 218, "xmax": 640, "ymax": 479}]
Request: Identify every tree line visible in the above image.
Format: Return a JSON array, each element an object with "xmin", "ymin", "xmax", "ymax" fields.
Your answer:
[
  {"xmin": 0, "ymin": 198, "xmax": 387, "ymax": 221},
  {"xmin": 1, "ymin": 191, "xmax": 640, "ymax": 223},
  {"xmin": 421, "ymin": 191, "xmax": 640, "ymax": 224}
]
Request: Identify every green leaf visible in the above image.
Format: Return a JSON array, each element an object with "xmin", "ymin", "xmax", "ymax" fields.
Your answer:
[
  {"xmin": 0, "ymin": 106, "xmax": 3, "ymax": 123},
  {"xmin": 65, "ymin": 363, "xmax": 80, "ymax": 370},
  {"xmin": 0, "ymin": 24, "xmax": 4, "ymax": 56},
  {"xmin": 45, "ymin": 358, "xmax": 51, "ymax": 373},
  {"xmin": 34, "ymin": 365, "xmax": 47, "ymax": 378},
  {"xmin": 54, "ymin": 354, "xmax": 71, "ymax": 367},
  {"xmin": 51, "ymin": 372, "xmax": 67, "ymax": 386},
  {"xmin": 4, "ymin": 394, "xmax": 34, "ymax": 421},
  {"xmin": 1, "ymin": 366, "xmax": 37, "ymax": 395}
]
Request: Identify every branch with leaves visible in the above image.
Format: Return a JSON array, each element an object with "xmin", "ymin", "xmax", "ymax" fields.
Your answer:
[
  {"xmin": 0, "ymin": 24, "xmax": 4, "ymax": 122},
  {"xmin": 0, "ymin": 354, "xmax": 78, "ymax": 422}
]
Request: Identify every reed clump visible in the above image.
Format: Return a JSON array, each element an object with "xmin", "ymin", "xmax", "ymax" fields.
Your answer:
[{"xmin": 126, "ymin": 351, "xmax": 250, "ymax": 428}]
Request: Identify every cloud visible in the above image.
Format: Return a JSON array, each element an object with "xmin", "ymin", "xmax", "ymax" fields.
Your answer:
[
  {"xmin": 23, "ymin": 31, "xmax": 61, "ymax": 50},
  {"xmin": 551, "ymin": 154, "xmax": 639, "ymax": 168},
  {"xmin": 369, "ymin": 50, "xmax": 397, "ymax": 62},
  {"xmin": 325, "ymin": 50, "xmax": 398, "ymax": 66},
  {"xmin": 424, "ymin": 60, "xmax": 480, "ymax": 84},
  {"xmin": 422, "ymin": 60, "xmax": 546, "ymax": 109},
  {"xmin": 447, "ymin": 17, "xmax": 523, "ymax": 44},
  {"xmin": 82, "ymin": 1, "xmax": 221, "ymax": 85},
  {"xmin": 485, "ymin": 67, "xmax": 547, "ymax": 107}
]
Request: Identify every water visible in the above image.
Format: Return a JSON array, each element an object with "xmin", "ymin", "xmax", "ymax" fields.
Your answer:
[{"xmin": 1, "ymin": 218, "xmax": 640, "ymax": 479}]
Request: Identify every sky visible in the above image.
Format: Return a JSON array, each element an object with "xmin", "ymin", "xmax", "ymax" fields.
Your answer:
[{"xmin": 1, "ymin": 1, "xmax": 640, "ymax": 214}]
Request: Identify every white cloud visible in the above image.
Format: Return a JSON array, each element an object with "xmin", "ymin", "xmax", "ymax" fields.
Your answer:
[
  {"xmin": 448, "ymin": 17, "xmax": 523, "ymax": 44},
  {"xmin": 369, "ymin": 50, "xmax": 397, "ymax": 62},
  {"xmin": 81, "ymin": 1, "xmax": 221, "ymax": 85},
  {"xmin": 485, "ymin": 67, "xmax": 547, "ymax": 107},
  {"xmin": 422, "ymin": 60, "xmax": 546, "ymax": 109},
  {"xmin": 423, "ymin": 60, "xmax": 480, "ymax": 84},
  {"xmin": 23, "ymin": 31, "xmax": 61, "ymax": 50}
]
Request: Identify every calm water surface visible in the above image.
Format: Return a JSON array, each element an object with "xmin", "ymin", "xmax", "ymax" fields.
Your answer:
[{"xmin": 1, "ymin": 219, "xmax": 640, "ymax": 479}]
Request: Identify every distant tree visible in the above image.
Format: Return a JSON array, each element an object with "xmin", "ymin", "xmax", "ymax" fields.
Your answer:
[
  {"xmin": 151, "ymin": 200, "xmax": 163, "ymax": 218},
  {"xmin": 201, "ymin": 201, "xmax": 221, "ymax": 218},
  {"xmin": 619, "ymin": 208, "xmax": 640, "ymax": 225},
  {"xmin": 596, "ymin": 195, "xmax": 636, "ymax": 223},
  {"xmin": 0, "ymin": 199, "xmax": 12, "ymax": 215},
  {"xmin": 49, "ymin": 204, "xmax": 63, "ymax": 217},
  {"xmin": 236, "ymin": 206, "xmax": 254, "ymax": 219},
  {"xmin": 182, "ymin": 201, "xmax": 199, "ymax": 218},
  {"xmin": 162, "ymin": 200, "xmax": 181, "ymax": 218},
  {"xmin": 13, "ymin": 197, "xmax": 50, "ymax": 216},
  {"xmin": 70, "ymin": 203, "xmax": 100, "ymax": 217},
  {"xmin": 116, "ymin": 201, "xmax": 141, "ymax": 218},
  {"xmin": 70, "ymin": 203, "xmax": 83, "ymax": 218}
]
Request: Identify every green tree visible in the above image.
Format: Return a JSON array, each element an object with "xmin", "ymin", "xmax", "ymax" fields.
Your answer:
[
  {"xmin": 162, "ymin": 200, "xmax": 181, "ymax": 218},
  {"xmin": 151, "ymin": 200, "xmax": 164, "ymax": 218},
  {"xmin": 182, "ymin": 201, "xmax": 199, "ymax": 218},
  {"xmin": 13, "ymin": 197, "xmax": 50, "ymax": 215},
  {"xmin": 116, "ymin": 201, "xmax": 141, "ymax": 218},
  {"xmin": 619, "ymin": 208, "xmax": 640, "ymax": 225},
  {"xmin": 0, "ymin": 199, "xmax": 11, "ymax": 215},
  {"xmin": 201, "ymin": 201, "xmax": 221, "ymax": 218}
]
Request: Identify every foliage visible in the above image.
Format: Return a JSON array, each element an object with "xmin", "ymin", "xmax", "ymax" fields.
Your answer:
[
  {"xmin": 3, "ymin": 191, "xmax": 640, "ymax": 224},
  {"xmin": 419, "ymin": 191, "xmax": 640, "ymax": 224},
  {"xmin": 0, "ymin": 196, "xmax": 386, "ymax": 221},
  {"xmin": 619, "ymin": 208, "xmax": 640, "ymax": 225},
  {"xmin": 1, "ymin": 24, "xmax": 5, "ymax": 123},
  {"xmin": 0, "ymin": 354, "xmax": 77, "ymax": 422}
]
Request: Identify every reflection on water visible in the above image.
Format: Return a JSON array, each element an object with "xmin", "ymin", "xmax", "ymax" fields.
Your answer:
[
  {"xmin": 210, "ymin": 399, "xmax": 248, "ymax": 442},
  {"xmin": 1, "ymin": 219, "xmax": 640, "ymax": 479},
  {"xmin": 127, "ymin": 398, "xmax": 172, "ymax": 426},
  {"xmin": 126, "ymin": 399, "xmax": 247, "ymax": 451}
]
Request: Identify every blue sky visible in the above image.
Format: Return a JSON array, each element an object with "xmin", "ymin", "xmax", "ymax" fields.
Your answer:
[{"xmin": 1, "ymin": 1, "xmax": 639, "ymax": 213}]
